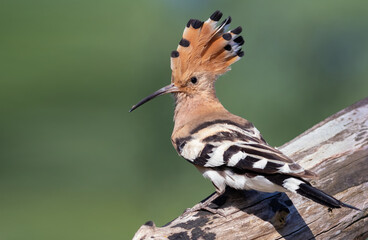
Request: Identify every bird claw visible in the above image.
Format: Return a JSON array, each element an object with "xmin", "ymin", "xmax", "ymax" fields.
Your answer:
[{"xmin": 182, "ymin": 203, "xmax": 227, "ymax": 217}]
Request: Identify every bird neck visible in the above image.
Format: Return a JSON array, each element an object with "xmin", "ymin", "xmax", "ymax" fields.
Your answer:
[{"xmin": 173, "ymin": 92, "xmax": 229, "ymax": 133}]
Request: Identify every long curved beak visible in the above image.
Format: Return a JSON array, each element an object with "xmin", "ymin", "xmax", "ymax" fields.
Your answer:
[{"xmin": 129, "ymin": 83, "xmax": 179, "ymax": 112}]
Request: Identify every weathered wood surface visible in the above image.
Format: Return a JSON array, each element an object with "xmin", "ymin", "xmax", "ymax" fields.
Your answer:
[{"xmin": 133, "ymin": 98, "xmax": 368, "ymax": 240}]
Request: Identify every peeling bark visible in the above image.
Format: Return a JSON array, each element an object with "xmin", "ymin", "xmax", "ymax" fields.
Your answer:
[{"xmin": 133, "ymin": 97, "xmax": 368, "ymax": 240}]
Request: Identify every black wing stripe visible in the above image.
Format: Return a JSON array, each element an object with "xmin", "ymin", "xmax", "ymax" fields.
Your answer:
[
  {"xmin": 264, "ymin": 161, "xmax": 284, "ymax": 170},
  {"xmin": 223, "ymin": 145, "xmax": 242, "ymax": 164},
  {"xmin": 234, "ymin": 155, "xmax": 260, "ymax": 169},
  {"xmin": 221, "ymin": 144, "xmax": 293, "ymax": 174},
  {"xmin": 241, "ymin": 147, "xmax": 283, "ymax": 160},
  {"xmin": 193, "ymin": 144, "xmax": 214, "ymax": 166},
  {"xmin": 245, "ymin": 144, "xmax": 293, "ymax": 163},
  {"xmin": 202, "ymin": 130, "xmax": 259, "ymax": 143},
  {"xmin": 175, "ymin": 136, "xmax": 192, "ymax": 154},
  {"xmin": 246, "ymin": 143, "xmax": 279, "ymax": 151},
  {"xmin": 190, "ymin": 119, "xmax": 254, "ymax": 134},
  {"xmin": 202, "ymin": 131, "xmax": 235, "ymax": 142}
]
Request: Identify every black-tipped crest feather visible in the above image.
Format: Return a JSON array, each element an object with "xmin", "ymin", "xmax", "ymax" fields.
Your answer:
[
  {"xmin": 237, "ymin": 50, "xmax": 244, "ymax": 57},
  {"xmin": 171, "ymin": 12, "xmax": 244, "ymax": 78},
  {"xmin": 231, "ymin": 26, "xmax": 242, "ymax": 34},
  {"xmin": 191, "ymin": 19, "xmax": 203, "ymax": 29},
  {"xmin": 224, "ymin": 44, "xmax": 232, "ymax": 51},
  {"xmin": 171, "ymin": 50, "xmax": 179, "ymax": 58},
  {"xmin": 179, "ymin": 38, "xmax": 190, "ymax": 47},
  {"xmin": 210, "ymin": 10, "xmax": 223, "ymax": 21},
  {"xmin": 234, "ymin": 36, "xmax": 244, "ymax": 45},
  {"xmin": 222, "ymin": 33, "xmax": 232, "ymax": 41}
]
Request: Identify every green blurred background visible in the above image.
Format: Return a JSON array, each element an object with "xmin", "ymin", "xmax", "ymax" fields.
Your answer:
[{"xmin": 1, "ymin": 0, "xmax": 367, "ymax": 239}]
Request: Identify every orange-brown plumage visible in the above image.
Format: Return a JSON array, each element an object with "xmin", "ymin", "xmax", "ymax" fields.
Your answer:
[
  {"xmin": 170, "ymin": 12, "xmax": 244, "ymax": 90},
  {"xmin": 130, "ymin": 10, "xmax": 360, "ymax": 214}
]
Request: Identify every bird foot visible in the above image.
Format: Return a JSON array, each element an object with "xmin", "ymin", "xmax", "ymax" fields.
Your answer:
[{"xmin": 182, "ymin": 202, "xmax": 226, "ymax": 217}]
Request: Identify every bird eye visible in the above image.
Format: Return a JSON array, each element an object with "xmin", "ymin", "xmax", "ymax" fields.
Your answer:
[{"xmin": 190, "ymin": 77, "xmax": 198, "ymax": 84}]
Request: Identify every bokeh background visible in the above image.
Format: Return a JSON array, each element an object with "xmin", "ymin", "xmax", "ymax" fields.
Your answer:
[{"xmin": 1, "ymin": 0, "xmax": 368, "ymax": 239}]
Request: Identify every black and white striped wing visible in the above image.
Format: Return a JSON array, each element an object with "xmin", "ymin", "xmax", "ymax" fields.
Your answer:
[{"xmin": 177, "ymin": 120, "xmax": 316, "ymax": 178}]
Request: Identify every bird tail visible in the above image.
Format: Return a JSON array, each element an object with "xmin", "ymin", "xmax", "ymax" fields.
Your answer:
[
  {"xmin": 295, "ymin": 181, "xmax": 360, "ymax": 211},
  {"xmin": 283, "ymin": 177, "xmax": 361, "ymax": 211},
  {"xmin": 276, "ymin": 175, "xmax": 360, "ymax": 211}
]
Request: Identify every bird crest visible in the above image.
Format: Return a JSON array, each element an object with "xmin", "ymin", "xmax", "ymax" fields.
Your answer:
[{"xmin": 170, "ymin": 11, "xmax": 244, "ymax": 86}]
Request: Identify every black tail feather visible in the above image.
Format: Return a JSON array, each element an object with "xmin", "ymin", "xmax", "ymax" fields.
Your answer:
[
  {"xmin": 296, "ymin": 183, "xmax": 361, "ymax": 211},
  {"xmin": 340, "ymin": 202, "xmax": 361, "ymax": 211}
]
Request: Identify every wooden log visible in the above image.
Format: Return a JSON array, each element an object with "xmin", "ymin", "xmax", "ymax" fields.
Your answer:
[{"xmin": 133, "ymin": 97, "xmax": 368, "ymax": 240}]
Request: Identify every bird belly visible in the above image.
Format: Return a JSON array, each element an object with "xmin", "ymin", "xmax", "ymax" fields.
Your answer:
[
  {"xmin": 223, "ymin": 170, "xmax": 286, "ymax": 193},
  {"xmin": 197, "ymin": 166, "xmax": 287, "ymax": 194},
  {"xmin": 197, "ymin": 167, "xmax": 227, "ymax": 192}
]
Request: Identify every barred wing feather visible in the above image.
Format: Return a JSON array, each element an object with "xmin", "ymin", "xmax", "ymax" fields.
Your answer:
[{"xmin": 178, "ymin": 121, "xmax": 317, "ymax": 179}]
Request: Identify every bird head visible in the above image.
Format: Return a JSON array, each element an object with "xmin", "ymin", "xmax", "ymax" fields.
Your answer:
[{"xmin": 130, "ymin": 10, "xmax": 244, "ymax": 112}]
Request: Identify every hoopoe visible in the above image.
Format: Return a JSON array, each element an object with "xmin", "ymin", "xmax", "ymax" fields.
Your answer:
[{"xmin": 130, "ymin": 10, "xmax": 359, "ymax": 214}]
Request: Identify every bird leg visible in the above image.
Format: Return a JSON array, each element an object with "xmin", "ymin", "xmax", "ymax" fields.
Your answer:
[{"xmin": 183, "ymin": 189, "xmax": 226, "ymax": 217}]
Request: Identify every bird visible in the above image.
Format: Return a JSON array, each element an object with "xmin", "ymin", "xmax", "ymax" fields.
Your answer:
[{"xmin": 129, "ymin": 10, "xmax": 359, "ymax": 215}]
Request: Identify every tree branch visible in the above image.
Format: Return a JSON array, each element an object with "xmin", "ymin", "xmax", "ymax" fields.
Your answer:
[{"xmin": 133, "ymin": 97, "xmax": 368, "ymax": 240}]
